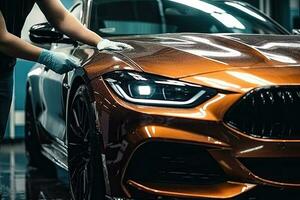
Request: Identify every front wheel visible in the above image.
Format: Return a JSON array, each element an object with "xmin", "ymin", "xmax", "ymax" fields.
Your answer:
[{"xmin": 68, "ymin": 85, "xmax": 106, "ymax": 200}]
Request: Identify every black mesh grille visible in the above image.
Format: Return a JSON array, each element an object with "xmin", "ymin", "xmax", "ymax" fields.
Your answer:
[
  {"xmin": 239, "ymin": 157, "xmax": 300, "ymax": 184},
  {"xmin": 124, "ymin": 142, "xmax": 227, "ymax": 186},
  {"xmin": 225, "ymin": 86, "xmax": 300, "ymax": 139}
]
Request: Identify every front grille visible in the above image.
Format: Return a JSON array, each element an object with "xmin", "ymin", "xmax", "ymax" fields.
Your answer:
[
  {"xmin": 239, "ymin": 157, "xmax": 300, "ymax": 184},
  {"xmin": 225, "ymin": 86, "xmax": 300, "ymax": 139},
  {"xmin": 124, "ymin": 142, "xmax": 227, "ymax": 186}
]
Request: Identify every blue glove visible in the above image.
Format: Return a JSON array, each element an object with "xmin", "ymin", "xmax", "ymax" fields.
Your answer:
[{"xmin": 37, "ymin": 50, "xmax": 79, "ymax": 74}]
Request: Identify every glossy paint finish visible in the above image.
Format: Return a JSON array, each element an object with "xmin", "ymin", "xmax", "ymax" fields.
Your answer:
[
  {"xmin": 107, "ymin": 34, "xmax": 300, "ymax": 78},
  {"xmin": 87, "ymin": 67, "xmax": 300, "ymax": 198},
  {"xmin": 25, "ymin": 1, "xmax": 300, "ymax": 199},
  {"xmin": 27, "ymin": 34, "xmax": 300, "ymax": 199},
  {"xmin": 85, "ymin": 34, "xmax": 300, "ymax": 198}
]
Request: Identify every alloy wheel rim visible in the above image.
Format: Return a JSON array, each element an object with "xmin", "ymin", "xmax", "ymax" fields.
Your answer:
[{"xmin": 69, "ymin": 94, "xmax": 93, "ymax": 200}]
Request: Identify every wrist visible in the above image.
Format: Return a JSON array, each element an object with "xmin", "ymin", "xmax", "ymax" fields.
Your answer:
[
  {"xmin": 97, "ymin": 38, "xmax": 108, "ymax": 44},
  {"xmin": 37, "ymin": 49, "xmax": 52, "ymax": 65},
  {"xmin": 94, "ymin": 36, "xmax": 104, "ymax": 46},
  {"xmin": 97, "ymin": 39, "xmax": 109, "ymax": 49}
]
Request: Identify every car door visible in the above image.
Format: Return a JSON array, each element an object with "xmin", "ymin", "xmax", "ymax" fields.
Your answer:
[{"xmin": 38, "ymin": 2, "xmax": 83, "ymax": 141}]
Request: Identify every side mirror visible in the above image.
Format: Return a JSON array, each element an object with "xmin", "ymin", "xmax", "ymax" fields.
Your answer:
[{"xmin": 29, "ymin": 22, "xmax": 76, "ymax": 45}]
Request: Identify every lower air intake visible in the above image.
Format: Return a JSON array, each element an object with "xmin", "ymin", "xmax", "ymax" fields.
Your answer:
[{"xmin": 124, "ymin": 142, "xmax": 227, "ymax": 186}]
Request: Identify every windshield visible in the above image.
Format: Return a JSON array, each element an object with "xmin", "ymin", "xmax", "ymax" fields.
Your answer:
[{"xmin": 90, "ymin": 0, "xmax": 289, "ymax": 36}]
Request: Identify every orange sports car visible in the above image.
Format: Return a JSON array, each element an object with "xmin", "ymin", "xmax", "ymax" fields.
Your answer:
[{"xmin": 25, "ymin": 0, "xmax": 300, "ymax": 199}]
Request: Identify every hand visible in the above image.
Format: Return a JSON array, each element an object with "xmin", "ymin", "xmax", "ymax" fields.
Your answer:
[
  {"xmin": 97, "ymin": 39, "xmax": 133, "ymax": 51},
  {"xmin": 37, "ymin": 50, "xmax": 79, "ymax": 74}
]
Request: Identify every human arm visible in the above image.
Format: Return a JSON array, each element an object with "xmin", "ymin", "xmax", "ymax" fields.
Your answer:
[
  {"xmin": 37, "ymin": 0, "xmax": 133, "ymax": 50},
  {"xmin": 0, "ymin": 11, "xmax": 77, "ymax": 74}
]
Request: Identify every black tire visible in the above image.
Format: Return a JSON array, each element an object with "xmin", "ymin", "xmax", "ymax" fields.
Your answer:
[
  {"xmin": 68, "ymin": 85, "xmax": 106, "ymax": 200},
  {"xmin": 25, "ymin": 89, "xmax": 56, "ymax": 177}
]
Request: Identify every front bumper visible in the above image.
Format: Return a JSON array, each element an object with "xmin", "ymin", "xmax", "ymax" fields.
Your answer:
[{"xmin": 90, "ymin": 78, "xmax": 300, "ymax": 199}]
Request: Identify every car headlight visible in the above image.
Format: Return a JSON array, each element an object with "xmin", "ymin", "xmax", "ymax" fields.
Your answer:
[{"xmin": 103, "ymin": 71, "xmax": 217, "ymax": 107}]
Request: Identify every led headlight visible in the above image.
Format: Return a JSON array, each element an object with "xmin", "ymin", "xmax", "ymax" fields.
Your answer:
[{"xmin": 103, "ymin": 71, "xmax": 217, "ymax": 107}]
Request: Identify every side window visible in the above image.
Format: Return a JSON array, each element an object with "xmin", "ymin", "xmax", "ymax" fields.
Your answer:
[
  {"xmin": 91, "ymin": 0, "xmax": 164, "ymax": 36},
  {"xmin": 71, "ymin": 3, "xmax": 83, "ymax": 22}
]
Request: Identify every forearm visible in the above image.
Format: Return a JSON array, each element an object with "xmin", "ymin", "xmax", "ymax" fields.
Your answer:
[
  {"xmin": 0, "ymin": 32, "xmax": 42, "ymax": 61},
  {"xmin": 37, "ymin": 0, "xmax": 131, "ymax": 51},
  {"xmin": 56, "ymin": 13, "xmax": 101, "ymax": 47},
  {"xmin": 37, "ymin": 0, "xmax": 101, "ymax": 47}
]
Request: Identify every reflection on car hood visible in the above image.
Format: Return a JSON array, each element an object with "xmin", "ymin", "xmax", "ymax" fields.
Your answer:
[{"xmin": 118, "ymin": 33, "xmax": 300, "ymax": 78}]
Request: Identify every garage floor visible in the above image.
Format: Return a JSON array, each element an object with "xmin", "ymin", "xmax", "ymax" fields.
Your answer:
[
  {"xmin": 1, "ymin": 143, "xmax": 300, "ymax": 200},
  {"xmin": 0, "ymin": 143, "xmax": 69, "ymax": 200}
]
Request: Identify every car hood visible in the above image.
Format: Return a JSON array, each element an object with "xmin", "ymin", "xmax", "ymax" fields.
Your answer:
[{"xmin": 118, "ymin": 33, "xmax": 300, "ymax": 78}]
